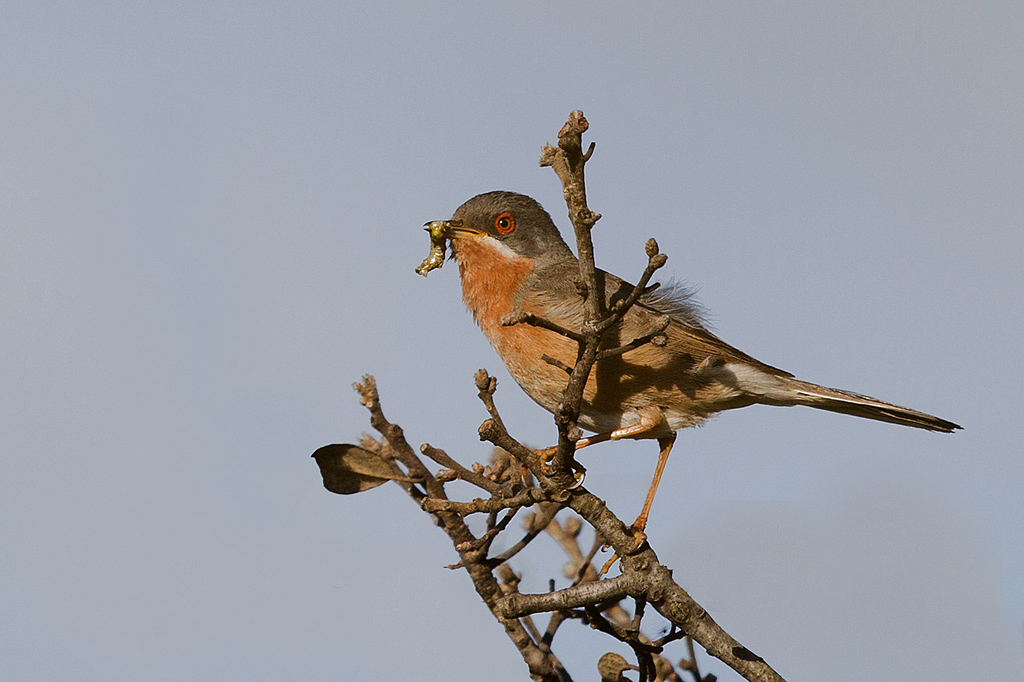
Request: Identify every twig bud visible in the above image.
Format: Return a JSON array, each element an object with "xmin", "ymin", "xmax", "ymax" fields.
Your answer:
[{"xmin": 474, "ymin": 368, "xmax": 491, "ymax": 391}]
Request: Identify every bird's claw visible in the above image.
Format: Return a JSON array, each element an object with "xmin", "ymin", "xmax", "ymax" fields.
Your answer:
[
  {"xmin": 567, "ymin": 465, "xmax": 586, "ymax": 489},
  {"xmin": 533, "ymin": 447, "xmax": 586, "ymax": 488},
  {"xmin": 599, "ymin": 553, "xmax": 619, "ymax": 575},
  {"xmin": 626, "ymin": 523, "xmax": 648, "ymax": 550},
  {"xmin": 598, "ymin": 525, "xmax": 648, "ymax": 575}
]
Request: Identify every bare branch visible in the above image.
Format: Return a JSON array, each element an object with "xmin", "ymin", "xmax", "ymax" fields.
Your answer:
[
  {"xmin": 474, "ymin": 368, "xmax": 506, "ymax": 431},
  {"xmin": 473, "ymin": 371, "xmax": 556, "ymax": 486},
  {"xmin": 542, "ymin": 354, "xmax": 575, "ymax": 375},
  {"xmin": 566, "ymin": 492, "xmax": 783, "ymax": 681},
  {"xmin": 349, "ymin": 376, "xmax": 569, "ymax": 681},
  {"xmin": 354, "ymin": 375, "xmax": 444, "ymax": 499},
  {"xmin": 500, "ymin": 574, "xmax": 637, "ymax": 618},
  {"xmin": 539, "ymin": 111, "xmax": 606, "ymax": 475},
  {"xmin": 596, "ymin": 315, "xmax": 670, "ymax": 361},
  {"xmin": 502, "ymin": 310, "xmax": 585, "ymax": 343},
  {"xmin": 421, "ymin": 487, "xmax": 549, "ymax": 515},
  {"xmin": 487, "ymin": 503, "xmax": 563, "ymax": 567},
  {"xmin": 419, "ymin": 442, "xmax": 505, "ymax": 496},
  {"xmin": 477, "ymin": 416, "xmax": 572, "ymax": 492},
  {"xmin": 602, "ymin": 239, "xmax": 669, "ymax": 328}
]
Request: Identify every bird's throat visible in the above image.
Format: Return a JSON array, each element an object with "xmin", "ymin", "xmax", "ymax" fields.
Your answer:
[{"xmin": 452, "ymin": 237, "xmax": 535, "ymax": 333}]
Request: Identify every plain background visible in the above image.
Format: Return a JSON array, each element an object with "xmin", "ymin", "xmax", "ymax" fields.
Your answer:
[{"xmin": 2, "ymin": 2, "xmax": 1022, "ymax": 680}]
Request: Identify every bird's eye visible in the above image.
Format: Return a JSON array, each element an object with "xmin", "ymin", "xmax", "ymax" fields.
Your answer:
[{"xmin": 495, "ymin": 212, "xmax": 515, "ymax": 234}]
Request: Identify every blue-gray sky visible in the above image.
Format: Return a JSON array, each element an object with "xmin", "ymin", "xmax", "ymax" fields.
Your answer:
[{"xmin": 2, "ymin": 2, "xmax": 1021, "ymax": 680}]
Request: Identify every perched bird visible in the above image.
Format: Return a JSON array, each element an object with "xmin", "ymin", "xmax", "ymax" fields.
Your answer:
[{"xmin": 430, "ymin": 191, "xmax": 959, "ymax": 537}]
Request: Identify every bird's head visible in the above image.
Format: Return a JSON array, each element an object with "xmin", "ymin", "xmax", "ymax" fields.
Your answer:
[{"xmin": 445, "ymin": 191, "xmax": 574, "ymax": 265}]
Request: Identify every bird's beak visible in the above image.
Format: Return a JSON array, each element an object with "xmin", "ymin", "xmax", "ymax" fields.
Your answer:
[{"xmin": 424, "ymin": 219, "xmax": 485, "ymax": 239}]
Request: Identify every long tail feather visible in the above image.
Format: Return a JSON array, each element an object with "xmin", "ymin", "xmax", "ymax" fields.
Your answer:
[{"xmin": 781, "ymin": 378, "xmax": 961, "ymax": 433}]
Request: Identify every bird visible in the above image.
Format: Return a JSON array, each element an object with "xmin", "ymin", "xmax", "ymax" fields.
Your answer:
[{"xmin": 429, "ymin": 190, "xmax": 960, "ymax": 540}]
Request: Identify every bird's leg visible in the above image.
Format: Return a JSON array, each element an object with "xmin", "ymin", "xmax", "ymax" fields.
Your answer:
[
  {"xmin": 534, "ymin": 418, "xmax": 663, "ymax": 482},
  {"xmin": 629, "ymin": 434, "xmax": 676, "ymax": 541},
  {"xmin": 534, "ymin": 409, "xmax": 677, "ymax": 574},
  {"xmin": 594, "ymin": 412, "xmax": 674, "ymax": 575},
  {"xmin": 532, "ymin": 443, "xmax": 590, "ymax": 481},
  {"xmin": 535, "ymin": 414, "xmax": 666, "ymax": 462},
  {"xmin": 535, "ymin": 432, "xmax": 609, "ymax": 462}
]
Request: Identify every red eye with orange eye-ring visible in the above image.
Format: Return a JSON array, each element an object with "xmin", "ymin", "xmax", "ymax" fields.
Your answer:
[{"xmin": 495, "ymin": 212, "xmax": 515, "ymax": 234}]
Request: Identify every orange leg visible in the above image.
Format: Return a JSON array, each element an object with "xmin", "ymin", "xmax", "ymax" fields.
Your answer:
[
  {"xmin": 600, "ymin": 429, "xmax": 677, "ymax": 575},
  {"xmin": 629, "ymin": 434, "xmax": 676, "ymax": 538},
  {"xmin": 535, "ymin": 431, "xmax": 610, "ymax": 461},
  {"xmin": 536, "ymin": 412, "xmax": 667, "ymax": 461}
]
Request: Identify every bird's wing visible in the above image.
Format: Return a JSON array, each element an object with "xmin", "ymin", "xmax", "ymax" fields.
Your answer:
[{"xmin": 522, "ymin": 262, "xmax": 794, "ymax": 378}]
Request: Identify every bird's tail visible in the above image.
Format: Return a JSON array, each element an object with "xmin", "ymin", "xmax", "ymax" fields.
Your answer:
[{"xmin": 772, "ymin": 377, "xmax": 961, "ymax": 433}]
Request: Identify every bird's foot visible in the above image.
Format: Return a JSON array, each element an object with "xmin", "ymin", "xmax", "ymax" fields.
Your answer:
[
  {"xmin": 533, "ymin": 447, "xmax": 586, "ymax": 487},
  {"xmin": 535, "ymin": 445, "xmax": 557, "ymax": 463},
  {"xmin": 598, "ymin": 524, "xmax": 648, "ymax": 575},
  {"xmin": 599, "ymin": 551, "xmax": 620, "ymax": 575},
  {"xmin": 627, "ymin": 523, "xmax": 648, "ymax": 550},
  {"xmin": 568, "ymin": 461, "xmax": 586, "ymax": 489}
]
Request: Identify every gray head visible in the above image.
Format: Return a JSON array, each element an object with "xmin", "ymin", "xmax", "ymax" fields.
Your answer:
[{"xmin": 450, "ymin": 191, "xmax": 575, "ymax": 262}]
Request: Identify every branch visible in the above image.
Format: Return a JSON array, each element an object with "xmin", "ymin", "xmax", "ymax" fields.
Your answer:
[
  {"xmin": 419, "ymin": 442, "xmax": 505, "ymax": 496},
  {"xmin": 477, "ymin": 410, "xmax": 572, "ymax": 493},
  {"xmin": 538, "ymin": 116, "xmax": 672, "ymax": 483},
  {"xmin": 539, "ymin": 111, "xmax": 605, "ymax": 474},
  {"xmin": 474, "ymin": 370, "xmax": 554, "ymax": 485},
  {"xmin": 341, "ymin": 375, "xmax": 784, "ymax": 682},
  {"xmin": 421, "ymin": 487, "xmax": 549, "ymax": 515},
  {"xmin": 354, "ymin": 376, "xmax": 445, "ymax": 500},
  {"xmin": 444, "ymin": 508, "xmax": 521, "ymax": 568},
  {"xmin": 350, "ymin": 376, "xmax": 569, "ymax": 682},
  {"xmin": 678, "ymin": 636, "xmax": 714, "ymax": 682},
  {"xmin": 501, "ymin": 311, "xmax": 585, "ymax": 343},
  {"xmin": 542, "ymin": 353, "xmax": 575, "ymax": 375},
  {"xmin": 595, "ymin": 315, "xmax": 670, "ymax": 361},
  {"xmin": 486, "ymin": 503, "xmax": 562, "ymax": 567},
  {"xmin": 536, "ymin": 113, "xmax": 785, "ymax": 681},
  {"xmin": 601, "ymin": 238, "xmax": 669, "ymax": 330},
  {"xmin": 566, "ymin": 490, "xmax": 784, "ymax": 682},
  {"xmin": 500, "ymin": 574, "xmax": 637, "ymax": 618}
]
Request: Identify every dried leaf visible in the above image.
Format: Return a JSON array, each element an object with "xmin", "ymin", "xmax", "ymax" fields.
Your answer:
[
  {"xmin": 311, "ymin": 443, "xmax": 411, "ymax": 495},
  {"xmin": 597, "ymin": 652, "xmax": 638, "ymax": 681}
]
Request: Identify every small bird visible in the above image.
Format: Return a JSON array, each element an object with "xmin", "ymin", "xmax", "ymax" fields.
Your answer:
[{"xmin": 430, "ymin": 191, "xmax": 959, "ymax": 538}]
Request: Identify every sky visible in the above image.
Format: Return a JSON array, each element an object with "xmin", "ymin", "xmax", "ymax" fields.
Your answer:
[{"xmin": 1, "ymin": 2, "xmax": 1022, "ymax": 680}]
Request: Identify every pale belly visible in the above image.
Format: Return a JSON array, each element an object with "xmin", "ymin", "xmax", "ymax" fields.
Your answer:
[{"xmin": 491, "ymin": 324, "xmax": 718, "ymax": 438}]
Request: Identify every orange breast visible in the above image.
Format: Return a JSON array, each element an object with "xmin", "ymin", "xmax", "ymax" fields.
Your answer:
[
  {"xmin": 453, "ymin": 238, "xmax": 579, "ymax": 417},
  {"xmin": 453, "ymin": 237, "xmax": 533, "ymax": 334}
]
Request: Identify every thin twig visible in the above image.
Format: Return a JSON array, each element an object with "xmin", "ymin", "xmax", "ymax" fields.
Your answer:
[
  {"xmin": 542, "ymin": 354, "xmax": 574, "ymax": 375},
  {"xmin": 486, "ymin": 503, "xmax": 563, "ymax": 567},
  {"xmin": 474, "ymin": 369, "xmax": 506, "ymax": 431},
  {"xmin": 651, "ymin": 626, "xmax": 689, "ymax": 649},
  {"xmin": 502, "ymin": 311, "xmax": 585, "ymax": 343},
  {"xmin": 595, "ymin": 315, "xmax": 670, "ymax": 361},
  {"xmin": 600, "ymin": 239, "xmax": 669, "ymax": 331},
  {"xmin": 478, "ymin": 416, "xmax": 569, "ymax": 492},
  {"xmin": 420, "ymin": 442, "xmax": 505, "ymax": 496},
  {"xmin": 572, "ymin": 535, "xmax": 605, "ymax": 585},
  {"xmin": 540, "ymin": 610, "xmax": 572, "ymax": 652}
]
